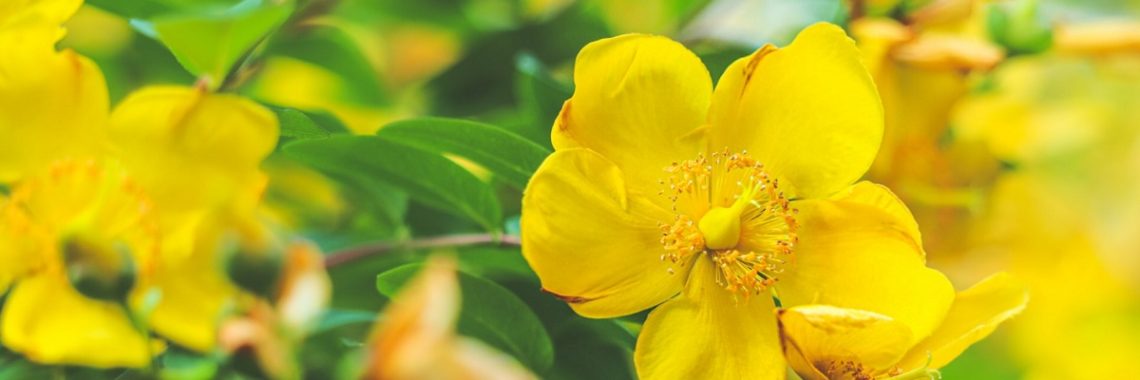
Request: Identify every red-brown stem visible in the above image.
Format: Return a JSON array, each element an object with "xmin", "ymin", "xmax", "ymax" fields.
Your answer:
[{"xmin": 323, "ymin": 233, "xmax": 522, "ymax": 268}]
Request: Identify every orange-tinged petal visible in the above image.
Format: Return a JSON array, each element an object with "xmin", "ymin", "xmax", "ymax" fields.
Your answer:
[
  {"xmin": 552, "ymin": 33, "xmax": 711, "ymax": 202},
  {"xmin": 778, "ymin": 305, "xmax": 914, "ymax": 380},
  {"xmin": 635, "ymin": 257, "xmax": 785, "ymax": 380},
  {"xmin": 897, "ymin": 272, "xmax": 1028, "ymax": 370},
  {"xmin": 368, "ymin": 257, "xmax": 459, "ymax": 378},
  {"xmin": 708, "ymin": 23, "xmax": 883, "ymax": 199},
  {"xmin": 778, "ymin": 182, "xmax": 954, "ymax": 344},
  {"xmin": 521, "ymin": 148, "xmax": 681, "ymax": 318},
  {"xmin": 0, "ymin": 273, "xmax": 160, "ymax": 368}
]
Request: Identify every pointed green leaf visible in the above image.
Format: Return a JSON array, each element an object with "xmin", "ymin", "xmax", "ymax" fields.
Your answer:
[
  {"xmin": 148, "ymin": 0, "xmax": 293, "ymax": 86},
  {"xmin": 376, "ymin": 117, "xmax": 550, "ymax": 190},
  {"xmin": 284, "ymin": 135, "xmax": 502, "ymax": 232}
]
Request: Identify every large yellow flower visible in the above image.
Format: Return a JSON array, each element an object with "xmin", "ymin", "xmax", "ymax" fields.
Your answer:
[
  {"xmin": 778, "ymin": 273, "xmax": 1027, "ymax": 379},
  {"xmin": 0, "ymin": 160, "xmax": 163, "ymax": 368},
  {"xmin": 521, "ymin": 23, "xmax": 955, "ymax": 379}
]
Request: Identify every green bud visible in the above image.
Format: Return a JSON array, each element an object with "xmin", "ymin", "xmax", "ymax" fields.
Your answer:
[
  {"xmin": 987, "ymin": 0, "xmax": 1053, "ymax": 55},
  {"xmin": 61, "ymin": 234, "xmax": 136, "ymax": 302},
  {"xmin": 226, "ymin": 245, "xmax": 284, "ymax": 299}
]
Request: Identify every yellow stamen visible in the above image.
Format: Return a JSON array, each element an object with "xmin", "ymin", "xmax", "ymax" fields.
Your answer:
[{"xmin": 657, "ymin": 149, "xmax": 799, "ymax": 297}]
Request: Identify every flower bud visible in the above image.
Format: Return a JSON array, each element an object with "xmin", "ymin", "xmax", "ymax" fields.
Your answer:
[
  {"xmin": 61, "ymin": 233, "xmax": 136, "ymax": 302},
  {"xmin": 987, "ymin": 0, "xmax": 1053, "ymax": 55},
  {"xmin": 226, "ymin": 244, "xmax": 285, "ymax": 300}
]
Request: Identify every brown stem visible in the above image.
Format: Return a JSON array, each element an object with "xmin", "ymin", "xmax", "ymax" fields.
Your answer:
[{"xmin": 323, "ymin": 233, "xmax": 522, "ymax": 268}]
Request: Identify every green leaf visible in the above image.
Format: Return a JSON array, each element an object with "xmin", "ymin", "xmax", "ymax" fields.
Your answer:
[
  {"xmin": 513, "ymin": 53, "xmax": 572, "ymax": 148},
  {"xmin": 160, "ymin": 350, "xmax": 220, "ymax": 380},
  {"xmin": 0, "ymin": 355, "xmax": 53, "ymax": 380},
  {"xmin": 986, "ymin": 0, "xmax": 1053, "ymax": 55},
  {"xmin": 284, "ymin": 135, "xmax": 502, "ymax": 232},
  {"xmin": 276, "ymin": 108, "xmax": 333, "ymax": 140},
  {"xmin": 270, "ymin": 106, "xmax": 351, "ymax": 143},
  {"xmin": 455, "ymin": 246, "xmax": 535, "ymax": 281},
  {"xmin": 146, "ymin": 0, "xmax": 294, "ymax": 86},
  {"xmin": 375, "ymin": 264, "xmax": 555, "ymax": 373},
  {"xmin": 313, "ymin": 309, "xmax": 379, "ymax": 334},
  {"xmin": 376, "ymin": 117, "xmax": 551, "ymax": 190}
]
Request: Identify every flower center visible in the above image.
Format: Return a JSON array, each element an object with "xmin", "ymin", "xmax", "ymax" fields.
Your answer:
[
  {"xmin": 658, "ymin": 149, "xmax": 799, "ymax": 296},
  {"xmin": 822, "ymin": 360, "xmax": 874, "ymax": 380}
]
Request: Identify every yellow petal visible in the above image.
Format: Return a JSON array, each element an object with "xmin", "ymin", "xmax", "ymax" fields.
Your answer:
[
  {"xmin": 0, "ymin": 0, "xmax": 81, "ymax": 27},
  {"xmin": 0, "ymin": 29, "xmax": 108, "ymax": 183},
  {"xmin": 635, "ymin": 257, "xmax": 785, "ymax": 380},
  {"xmin": 897, "ymin": 272, "xmax": 1028, "ymax": 370},
  {"xmin": 552, "ymin": 34, "xmax": 711, "ymax": 201},
  {"xmin": 778, "ymin": 305, "xmax": 914, "ymax": 380},
  {"xmin": 1, "ymin": 273, "xmax": 158, "ymax": 368},
  {"xmin": 1055, "ymin": 21, "xmax": 1140, "ymax": 55},
  {"xmin": 708, "ymin": 23, "xmax": 883, "ymax": 199},
  {"xmin": 109, "ymin": 86, "xmax": 277, "ymax": 256},
  {"xmin": 146, "ymin": 252, "xmax": 241, "ymax": 352},
  {"xmin": 891, "ymin": 35, "xmax": 1004, "ymax": 71},
  {"xmin": 778, "ymin": 182, "xmax": 955, "ymax": 344},
  {"xmin": 521, "ymin": 148, "xmax": 681, "ymax": 318},
  {"xmin": 146, "ymin": 213, "xmax": 251, "ymax": 352}
]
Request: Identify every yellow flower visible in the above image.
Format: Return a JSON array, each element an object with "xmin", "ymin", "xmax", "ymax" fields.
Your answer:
[
  {"xmin": 363, "ymin": 257, "xmax": 535, "ymax": 380},
  {"xmin": 777, "ymin": 273, "xmax": 1027, "ymax": 379},
  {"xmin": 973, "ymin": 173, "xmax": 1140, "ymax": 380},
  {"xmin": 0, "ymin": 0, "xmax": 107, "ymax": 184},
  {"xmin": 0, "ymin": 159, "xmax": 164, "ymax": 368},
  {"xmin": 850, "ymin": 15, "xmax": 1004, "ymax": 262},
  {"xmin": 107, "ymin": 85, "xmax": 280, "ymax": 351},
  {"xmin": 521, "ymin": 23, "xmax": 955, "ymax": 379}
]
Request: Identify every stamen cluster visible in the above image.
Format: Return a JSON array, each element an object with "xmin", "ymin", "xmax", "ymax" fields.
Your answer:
[{"xmin": 657, "ymin": 149, "xmax": 800, "ymax": 298}]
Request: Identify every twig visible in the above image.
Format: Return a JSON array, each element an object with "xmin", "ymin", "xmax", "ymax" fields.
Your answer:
[{"xmin": 324, "ymin": 233, "xmax": 522, "ymax": 268}]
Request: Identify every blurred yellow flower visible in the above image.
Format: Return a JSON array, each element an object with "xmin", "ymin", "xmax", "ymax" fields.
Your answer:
[
  {"xmin": 0, "ymin": 0, "xmax": 107, "ymax": 184},
  {"xmin": 950, "ymin": 34, "xmax": 1140, "ymax": 377},
  {"xmin": 851, "ymin": 12, "xmax": 1004, "ymax": 262},
  {"xmin": 522, "ymin": 23, "xmax": 956, "ymax": 379},
  {"xmin": 106, "ymin": 85, "xmax": 281, "ymax": 351},
  {"xmin": 363, "ymin": 257, "xmax": 534, "ymax": 380},
  {"xmin": 778, "ymin": 273, "xmax": 1026, "ymax": 379},
  {"xmin": 0, "ymin": 160, "xmax": 164, "ymax": 368}
]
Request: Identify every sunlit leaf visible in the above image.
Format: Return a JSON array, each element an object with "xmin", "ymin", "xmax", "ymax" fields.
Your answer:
[
  {"xmin": 376, "ymin": 117, "xmax": 551, "ymax": 190},
  {"xmin": 143, "ymin": 0, "xmax": 294, "ymax": 86}
]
